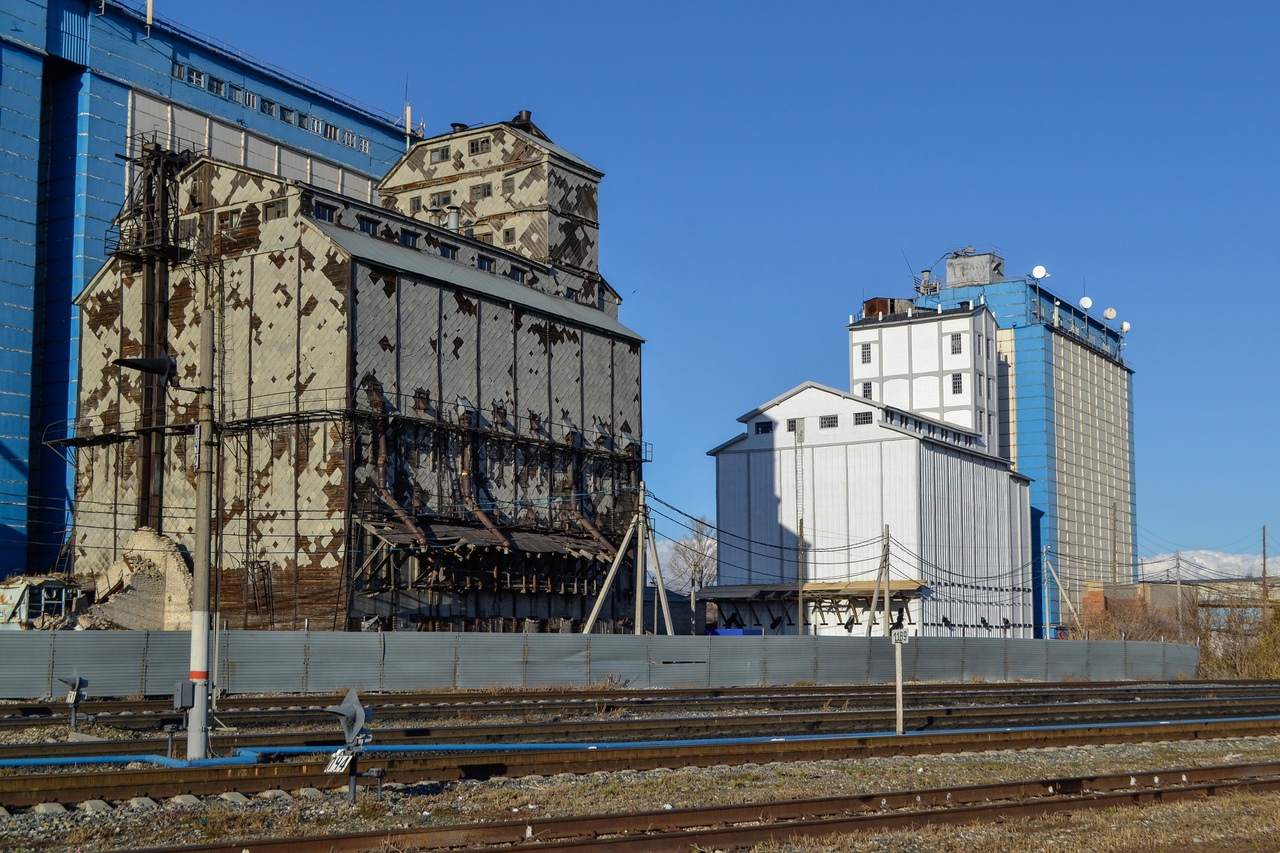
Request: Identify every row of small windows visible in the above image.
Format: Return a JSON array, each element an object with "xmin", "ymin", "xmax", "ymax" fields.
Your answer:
[
  {"xmin": 172, "ymin": 63, "xmax": 369, "ymax": 153},
  {"xmin": 755, "ymin": 412, "xmax": 874, "ymax": 434},
  {"xmin": 317, "ymin": 203, "xmax": 528, "ymax": 281},
  {"xmin": 428, "ymin": 137, "xmax": 495, "ymax": 164}
]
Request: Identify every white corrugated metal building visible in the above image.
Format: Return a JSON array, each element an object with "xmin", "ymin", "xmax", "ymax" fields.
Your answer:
[{"xmin": 707, "ymin": 382, "xmax": 1033, "ymax": 638}]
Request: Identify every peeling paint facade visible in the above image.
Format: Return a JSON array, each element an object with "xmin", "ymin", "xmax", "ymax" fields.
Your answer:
[{"xmin": 71, "ymin": 117, "xmax": 645, "ymax": 632}]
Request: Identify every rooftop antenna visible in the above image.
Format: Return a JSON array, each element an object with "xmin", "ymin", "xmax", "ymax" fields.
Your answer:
[{"xmin": 144, "ymin": 0, "xmax": 153, "ymax": 39}]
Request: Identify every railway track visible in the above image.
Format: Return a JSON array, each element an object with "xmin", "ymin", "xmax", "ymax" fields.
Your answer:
[
  {"xmin": 6, "ymin": 679, "xmax": 1278, "ymax": 725},
  {"xmin": 119, "ymin": 759, "xmax": 1280, "ymax": 852},
  {"xmin": 9, "ymin": 692, "xmax": 1280, "ymax": 762},
  {"xmin": 6, "ymin": 715, "xmax": 1280, "ymax": 809}
]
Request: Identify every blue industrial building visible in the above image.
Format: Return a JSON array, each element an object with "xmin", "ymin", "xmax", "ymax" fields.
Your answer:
[
  {"xmin": 910, "ymin": 252, "xmax": 1137, "ymax": 637},
  {"xmin": 0, "ymin": 0, "xmax": 407, "ymax": 575}
]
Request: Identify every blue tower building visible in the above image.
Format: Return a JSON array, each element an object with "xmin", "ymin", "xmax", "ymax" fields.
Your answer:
[
  {"xmin": 0, "ymin": 1, "xmax": 407, "ymax": 575},
  {"xmin": 912, "ymin": 251, "xmax": 1137, "ymax": 638}
]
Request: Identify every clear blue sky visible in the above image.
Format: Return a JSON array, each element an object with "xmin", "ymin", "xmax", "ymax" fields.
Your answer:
[{"xmin": 165, "ymin": 0, "xmax": 1276, "ymax": 565}]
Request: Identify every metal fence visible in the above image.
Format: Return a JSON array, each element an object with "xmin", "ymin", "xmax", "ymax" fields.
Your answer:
[{"xmin": 0, "ymin": 632, "xmax": 1200, "ymax": 699}]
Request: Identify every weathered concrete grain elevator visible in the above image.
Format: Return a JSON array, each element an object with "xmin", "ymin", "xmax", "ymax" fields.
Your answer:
[{"xmin": 69, "ymin": 113, "xmax": 646, "ymax": 631}]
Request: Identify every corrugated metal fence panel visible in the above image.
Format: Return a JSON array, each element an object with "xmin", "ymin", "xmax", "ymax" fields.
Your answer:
[
  {"xmin": 456, "ymin": 635, "xmax": 529, "ymax": 689},
  {"xmin": 304, "ymin": 633, "xmax": 386, "ymax": 693},
  {"xmin": 646, "ymin": 637, "xmax": 711, "ymax": 689},
  {"xmin": 0, "ymin": 633, "xmax": 1201, "ymax": 697},
  {"xmin": 219, "ymin": 632, "xmax": 307, "ymax": 694},
  {"xmin": 815, "ymin": 637, "xmax": 872, "ymax": 684},
  {"xmin": 1165, "ymin": 643, "xmax": 1199, "ymax": 679},
  {"xmin": 53, "ymin": 632, "xmax": 152, "ymax": 697},
  {"xmin": 140, "ymin": 632, "xmax": 191, "ymax": 696},
  {"xmin": 584, "ymin": 635, "xmax": 652, "ymax": 689},
  {"xmin": 709, "ymin": 635, "xmax": 768, "ymax": 687},
  {"xmin": 524, "ymin": 636, "xmax": 591, "ymax": 687},
  {"xmin": 914, "ymin": 639, "xmax": 962, "ymax": 682},
  {"xmin": 865, "ymin": 638, "xmax": 898, "ymax": 683},
  {"xmin": 764, "ymin": 637, "xmax": 819, "ymax": 685},
  {"xmin": 3, "ymin": 633, "xmax": 57, "ymax": 697},
  {"xmin": 382, "ymin": 634, "xmax": 457, "ymax": 690},
  {"xmin": 957, "ymin": 638, "xmax": 1011, "ymax": 682},
  {"xmin": 1006, "ymin": 638, "xmax": 1049, "ymax": 680},
  {"xmin": 1046, "ymin": 639, "xmax": 1092, "ymax": 681}
]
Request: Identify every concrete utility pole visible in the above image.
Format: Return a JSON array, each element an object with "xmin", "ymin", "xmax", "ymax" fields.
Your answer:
[{"xmin": 187, "ymin": 277, "xmax": 216, "ymax": 761}]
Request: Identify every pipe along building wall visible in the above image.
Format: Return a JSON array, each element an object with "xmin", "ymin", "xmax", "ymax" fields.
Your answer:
[{"xmin": 69, "ymin": 119, "xmax": 646, "ymax": 631}]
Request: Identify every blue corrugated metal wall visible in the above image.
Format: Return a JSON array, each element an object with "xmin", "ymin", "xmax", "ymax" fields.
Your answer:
[{"xmin": 0, "ymin": 39, "xmax": 44, "ymax": 574}]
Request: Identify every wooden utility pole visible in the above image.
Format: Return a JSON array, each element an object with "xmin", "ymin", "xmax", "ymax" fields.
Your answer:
[{"xmin": 1264, "ymin": 525, "xmax": 1269, "ymax": 630}]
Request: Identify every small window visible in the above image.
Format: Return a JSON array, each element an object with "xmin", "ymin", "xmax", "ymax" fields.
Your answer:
[
  {"xmin": 503, "ymin": 228, "xmax": 515, "ymax": 244},
  {"xmin": 409, "ymin": 196, "xmax": 422, "ymax": 213},
  {"xmin": 508, "ymin": 268, "xmax": 526, "ymax": 284},
  {"xmin": 477, "ymin": 255, "xmax": 495, "ymax": 272},
  {"xmin": 754, "ymin": 421, "xmax": 773, "ymax": 435},
  {"xmin": 313, "ymin": 202, "xmax": 336, "ymax": 222},
  {"xmin": 262, "ymin": 200, "xmax": 288, "ymax": 221},
  {"xmin": 172, "ymin": 63, "xmax": 185, "ymax": 80},
  {"xmin": 976, "ymin": 335, "xmax": 982, "ymax": 357},
  {"xmin": 429, "ymin": 191, "xmax": 452, "ymax": 208},
  {"xmin": 951, "ymin": 373, "xmax": 963, "ymax": 395},
  {"xmin": 861, "ymin": 382, "xmax": 872, "ymax": 399},
  {"xmin": 565, "ymin": 287, "xmax": 579, "ymax": 300},
  {"xmin": 950, "ymin": 333, "xmax": 962, "ymax": 355},
  {"xmin": 786, "ymin": 418, "xmax": 798, "ymax": 432},
  {"xmin": 187, "ymin": 68, "xmax": 205, "ymax": 87},
  {"xmin": 309, "ymin": 116, "xmax": 324, "ymax": 135},
  {"xmin": 440, "ymin": 243, "xmax": 458, "ymax": 260},
  {"xmin": 244, "ymin": 91, "xmax": 259, "ymax": 110},
  {"xmin": 324, "ymin": 124, "xmax": 339, "ymax": 141},
  {"xmin": 860, "ymin": 342, "xmax": 871, "ymax": 364},
  {"xmin": 358, "ymin": 138, "xmax": 370, "ymax": 154},
  {"xmin": 400, "ymin": 231, "xmax": 418, "ymax": 248},
  {"xmin": 296, "ymin": 112, "xmax": 308, "ymax": 128},
  {"xmin": 229, "ymin": 85, "xmax": 244, "ymax": 104},
  {"xmin": 502, "ymin": 176, "xmax": 515, "ymax": 194},
  {"xmin": 469, "ymin": 137, "xmax": 491, "ymax": 155},
  {"xmin": 470, "ymin": 183, "xmax": 492, "ymax": 202},
  {"xmin": 476, "ymin": 232, "xmax": 493, "ymax": 245},
  {"xmin": 988, "ymin": 377, "xmax": 994, "ymax": 399},
  {"xmin": 854, "ymin": 412, "xmax": 873, "ymax": 426},
  {"xmin": 217, "ymin": 209, "xmax": 241, "ymax": 231},
  {"xmin": 977, "ymin": 372, "xmax": 984, "ymax": 398},
  {"xmin": 341, "ymin": 129, "xmax": 356, "ymax": 148},
  {"xmin": 280, "ymin": 106, "xmax": 295, "ymax": 124},
  {"xmin": 208, "ymin": 78, "xmax": 225, "ymax": 97},
  {"xmin": 819, "ymin": 415, "xmax": 838, "ymax": 429},
  {"xmin": 429, "ymin": 145, "xmax": 450, "ymax": 163},
  {"xmin": 357, "ymin": 216, "xmax": 378, "ymax": 235},
  {"xmin": 260, "ymin": 99, "xmax": 276, "ymax": 118}
]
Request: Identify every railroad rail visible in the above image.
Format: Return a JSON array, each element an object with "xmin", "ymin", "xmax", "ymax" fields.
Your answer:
[
  {"xmin": 9, "ymin": 692, "xmax": 1280, "ymax": 762},
  {"xmin": 5, "ymin": 679, "xmax": 1276, "ymax": 723},
  {"xmin": 120, "ymin": 759, "xmax": 1280, "ymax": 852},
  {"xmin": 6, "ymin": 716, "xmax": 1280, "ymax": 808}
]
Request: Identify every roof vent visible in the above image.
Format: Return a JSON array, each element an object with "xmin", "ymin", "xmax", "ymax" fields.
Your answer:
[
  {"xmin": 515, "ymin": 109, "xmax": 532, "ymax": 123},
  {"xmin": 450, "ymin": 122, "xmax": 468, "ymax": 133}
]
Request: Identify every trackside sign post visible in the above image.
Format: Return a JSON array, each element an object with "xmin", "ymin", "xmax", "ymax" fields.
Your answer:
[{"xmin": 892, "ymin": 629, "xmax": 907, "ymax": 735}]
